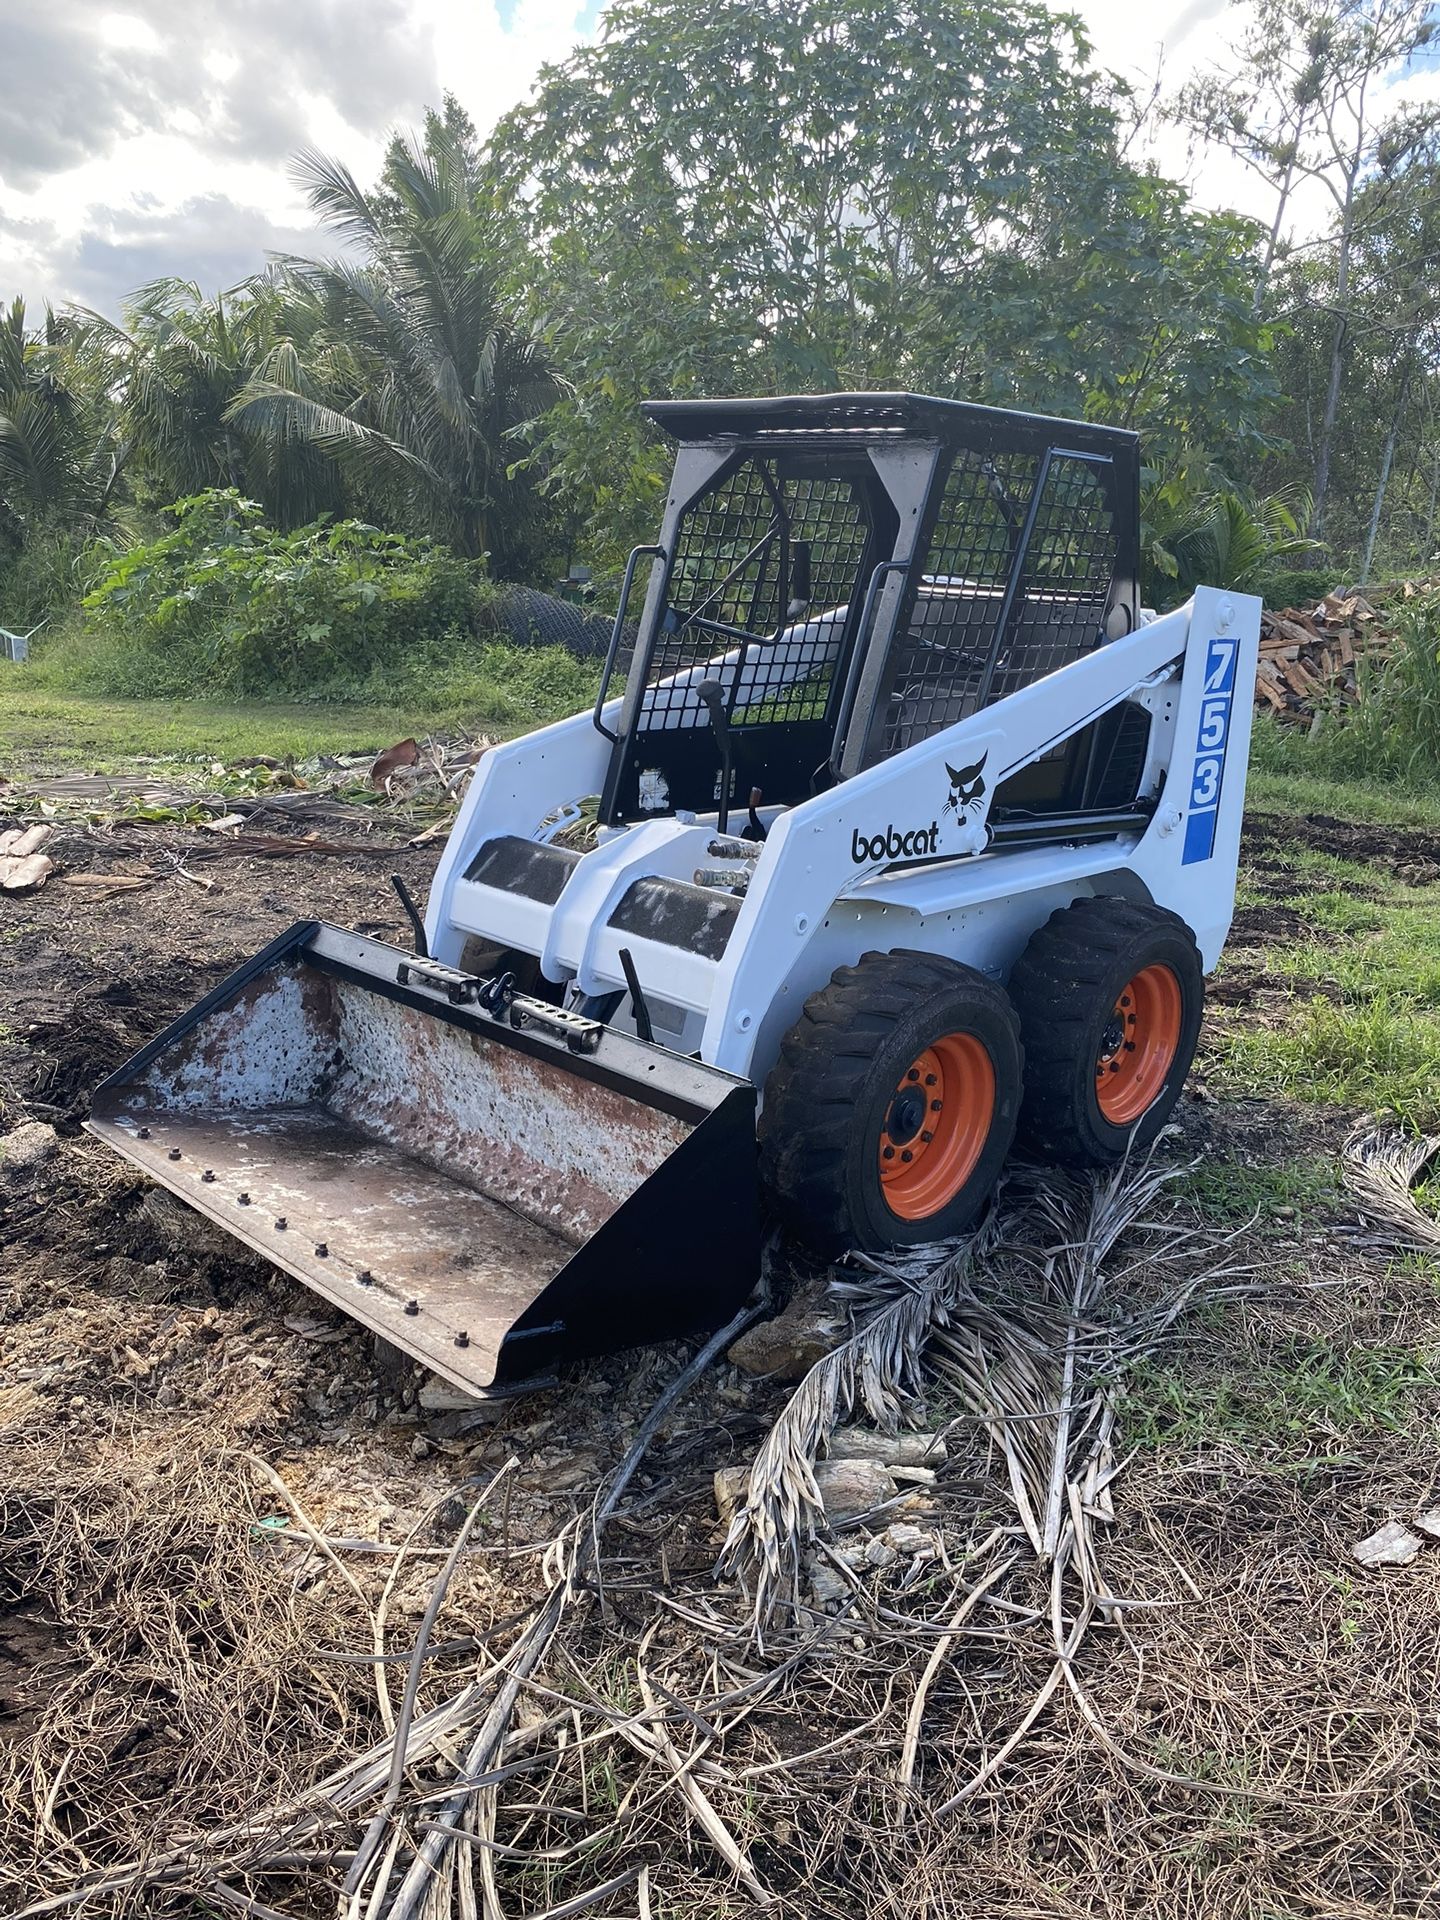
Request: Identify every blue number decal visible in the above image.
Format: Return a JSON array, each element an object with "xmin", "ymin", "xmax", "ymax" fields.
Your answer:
[{"xmin": 1182, "ymin": 637, "xmax": 1238, "ymax": 866}]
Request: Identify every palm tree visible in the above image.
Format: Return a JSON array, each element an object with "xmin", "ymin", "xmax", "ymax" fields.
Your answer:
[
  {"xmin": 104, "ymin": 275, "xmax": 346, "ymax": 528},
  {"xmin": 230, "ymin": 103, "xmax": 568, "ymax": 574},
  {"xmin": 0, "ymin": 300, "xmax": 127, "ymax": 549}
]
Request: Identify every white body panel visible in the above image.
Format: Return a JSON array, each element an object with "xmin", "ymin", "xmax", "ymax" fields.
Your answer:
[{"xmin": 426, "ymin": 585, "xmax": 1259, "ymax": 1089}]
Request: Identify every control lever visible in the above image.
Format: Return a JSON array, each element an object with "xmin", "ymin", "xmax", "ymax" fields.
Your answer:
[{"xmin": 695, "ymin": 678, "xmax": 734, "ymax": 836}]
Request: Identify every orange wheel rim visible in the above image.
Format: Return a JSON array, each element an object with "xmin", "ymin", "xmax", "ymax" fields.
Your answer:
[
  {"xmin": 1095, "ymin": 964, "xmax": 1182, "ymax": 1125},
  {"xmin": 879, "ymin": 1033, "xmax": 995, "ymax": 1222}
]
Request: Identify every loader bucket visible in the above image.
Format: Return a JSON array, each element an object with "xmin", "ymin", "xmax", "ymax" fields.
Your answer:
[{"xmin": 86, "ymin": 923, "xmax": 759, "ymax": 1395}]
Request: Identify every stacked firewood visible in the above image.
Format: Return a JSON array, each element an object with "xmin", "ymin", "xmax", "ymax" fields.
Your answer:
[{"xmin": 1253, "ymin": 590, "xmax": 1389, "ymax": 724}]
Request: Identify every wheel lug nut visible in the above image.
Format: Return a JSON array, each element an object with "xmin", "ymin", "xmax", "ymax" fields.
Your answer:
[
  {"xmin": 883, "ymin": 1146, "xmax": 895, "ymax": 1160},
  {"xmin": 924, "ymin": 1074, "xmax": 937, "ymax": 1086},
  {"xmin": 907, "ymin": 1068, "xmax": 920, "ymax": 1082},
  {"xmin": 930, "ymin": 1099, "xmax": 942, "ymax": 1112},
  {"xmin": 921, "ymin": 1130, "xmax": 933, "ymax": 1143},
  {"xmin": 901, "ymin": 1150, "xmax": 913, "ymax": 1163}
]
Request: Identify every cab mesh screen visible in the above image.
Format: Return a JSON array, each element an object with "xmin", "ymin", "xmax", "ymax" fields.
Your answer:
[
  {"xmin": 872, "ymin": 450, "xmax": 1118, "ymax": 761},
  {"xmin": 636, "ymin": 461, "xmax": 870, "ymax": 732}
]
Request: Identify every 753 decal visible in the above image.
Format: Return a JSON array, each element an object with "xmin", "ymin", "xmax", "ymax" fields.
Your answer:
[{"xmin": 1181, "ymin": 635, "xmax": 1238, "ymax": 866}]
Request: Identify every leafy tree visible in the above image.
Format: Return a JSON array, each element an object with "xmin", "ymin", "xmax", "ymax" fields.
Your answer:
[
  {"xmin": 1177, "ymin": 0, "xmax": 1440, "ymax": 534},
  {"xmin": 490, "ymin": 0, "xmax": 1277, "ymax": 564},
  {"xmin": 231, "ymin": 102, "xmax": 568, "ymax": 575}
]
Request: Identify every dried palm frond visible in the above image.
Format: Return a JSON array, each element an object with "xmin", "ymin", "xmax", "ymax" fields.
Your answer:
[
  {"xmin": 716, "ymin": 1211, "xmax": 1037, "ymax": 1624},
  {"xmin": 1344, "ymin": 1125, "xmax": 1440, "ymax": 1251},
  {"xmin": 721, "ymin": 1147, "xmax": 1191, "ymax": 1633}
]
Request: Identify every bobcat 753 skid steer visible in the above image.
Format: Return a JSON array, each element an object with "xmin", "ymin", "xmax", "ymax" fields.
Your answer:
[{"xmin": 89, "ymin": 394, "xmax": 1260, "ymax": 1395}]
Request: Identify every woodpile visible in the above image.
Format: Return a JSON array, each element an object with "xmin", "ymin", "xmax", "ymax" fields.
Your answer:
[
  {"xmin": 1253, "ymin": 578, "xmax": 1440, "ymax": 724},
  {"xmin": 1254, "ymin": 590, "xmax": 1386, "ymax": 724}
]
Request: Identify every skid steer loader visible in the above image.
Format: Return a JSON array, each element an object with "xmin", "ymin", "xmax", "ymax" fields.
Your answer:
[{"xmin": 89, "ymin": 393, "xmax": 1260, "ymax": 1396}]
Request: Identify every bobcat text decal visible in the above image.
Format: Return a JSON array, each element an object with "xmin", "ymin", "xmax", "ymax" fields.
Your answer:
[
  {"xmin": 850, "ymin": 752, "xmax": 990, "ymax": 865},
  {"xmin": 851, "ymin": 820, "xmax": 940, "ymax": 864}
]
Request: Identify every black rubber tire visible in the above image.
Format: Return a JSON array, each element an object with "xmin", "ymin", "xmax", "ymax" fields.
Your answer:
[
  {"xmin": 758, "ymin": 949, "xmax": 1022, "ymax": 1252},
  {"xmin": 1008, "ymin": 897, "xmax": 1204, "ymax": 1166}
]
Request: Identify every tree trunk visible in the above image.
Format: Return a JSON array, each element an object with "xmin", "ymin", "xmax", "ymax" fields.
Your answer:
[
  {"xmin": 1310, "ymin": 302, "xmax": 1349, "ymax": 539},
  {"xmin": 1361, "ymin": 352, "xmax": 1413, "ymax": 583},
  {"xmin": 1310, "ymin": 142, "xmax": 1362, "ymax": 540},
  {"xmin": 1424, "ymin": 442, "xmax": 1440, "ymax": 563}
]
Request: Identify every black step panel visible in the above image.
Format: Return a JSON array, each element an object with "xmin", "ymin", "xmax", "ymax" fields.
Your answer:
[
  {"xmin": 608, "ymin": 876, "xmax": 741, "ymax": 962},
  {"xmin": 464, "ymin": 835, "xmax": 582, "ymax": 904}
]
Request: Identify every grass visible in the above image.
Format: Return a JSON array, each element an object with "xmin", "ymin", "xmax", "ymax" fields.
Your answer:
[
  {"xmin": 1215, "ymin": 781, "xmax": 1440, "ymax": 1123},
  {"xmin": 1179, "ymin": 1155, "xmax": 1341, "ymax": 1227},
  {"xmin": 1124, "ymin": 1336, "xmax": 1440, "ymax": 1453},
  {"xmin": 0, "ymin": 677, "xmax": 448, "ymax": 771},
  {"xmin": 1247, "ymin": 759, "xmax": 1440, "ymax": 830},
  {"xmin": 0, "ymin": 655, "xmax": 598, "ymax": 774},
  {"xmin": 1213, "ymin": 991, "xmax": 1440, "ymax": 1128}
]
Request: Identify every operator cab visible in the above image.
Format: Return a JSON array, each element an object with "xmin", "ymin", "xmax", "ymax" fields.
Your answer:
[{"xmin": 594, "ymin": 392, "xmax": 1145, "ymax": 836}]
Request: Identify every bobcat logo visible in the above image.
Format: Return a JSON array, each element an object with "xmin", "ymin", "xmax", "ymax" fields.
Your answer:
[{"xmin": 943, "ymin": 752, "xmax": 988, "ymax": 816}]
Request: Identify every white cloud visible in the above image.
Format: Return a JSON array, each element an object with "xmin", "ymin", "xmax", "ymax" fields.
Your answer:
[{"xmin": 0, "ymin": 0, "xmax": 1424, "ymax": 319}]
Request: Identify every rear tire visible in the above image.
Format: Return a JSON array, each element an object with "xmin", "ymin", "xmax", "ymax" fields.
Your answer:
[
  {"xmin": 1008, "ymin": 898, "xmax": 1203, "ymax": 1165},
  {"xmin": 759, "ymin": 950, "xmax": 1022, "ymax": 1252}
]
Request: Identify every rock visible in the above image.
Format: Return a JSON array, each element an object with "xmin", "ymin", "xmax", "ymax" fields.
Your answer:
[
  {"xmin": 713, "ymin": 1464, "xmax": 750, "ymax": 1526},
  {"xmin": 418, "ymin": 1377, "xmax": 488, "ymax": 1412},
  {"xmin": 727, "ymin": 1286, "xmax": 846, "ymax": 1381},
  {"xmin": 812, "ymin": 1457, "xmax": 897, "ymax": 1523},
  {"xmin": 0, "ymin": 1122, "xmax": 57, "ymax": 1174},
  {"xmin": 806, "ymin": 1555, "xmax": 850, "ymax": 1609},
  {"xmin": 863, "ymin": 1537, "xmax": 898, "ymax": 1570},
  {"xmin": 882, "ymin": 1522, "xmax": 937, "ymax": 1558},
  {"xmin": 1413, "ymin": 1510, "xmax": 1440, "ymax": 1542},
  {"xmin": 1352, "ymin": 1519, "xmax": 1424, "ymax": 1568},
  {"xmin": 829, "ymin": 1426, "xmax": 946, "ymax": 1469}
]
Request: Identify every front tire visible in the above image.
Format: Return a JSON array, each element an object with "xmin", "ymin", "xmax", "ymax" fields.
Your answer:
[
  {"xmin": 759, "ymin": 950, "xmax": 1022, "ymax": 1251},
  {"xmin": 1008, "ymin": 898, "xmax": 1204, "ymax": 1165}
]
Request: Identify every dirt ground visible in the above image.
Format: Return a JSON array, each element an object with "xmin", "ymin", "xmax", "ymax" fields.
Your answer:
[{"xmin": 3, "ymin": 799, "xmax": 1440, "ymax": 1919}]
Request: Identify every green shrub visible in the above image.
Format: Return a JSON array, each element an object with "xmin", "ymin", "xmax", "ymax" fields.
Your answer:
[
  {"xmin": 0, "ymin": 524, "xmax": 109, "ymax": 636},
  {"xmin": 1250, "ymin": 565, "xmax": 1342, "ymax": 609},
  {"xmin": 53, "ymin": 489, "xmax": 500, "ymax": 701}
]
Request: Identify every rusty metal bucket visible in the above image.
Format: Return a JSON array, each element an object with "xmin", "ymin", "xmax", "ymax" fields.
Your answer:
[{"xmin": 87, "ymin": 923, "xmax": 759, "ymax": 1394}]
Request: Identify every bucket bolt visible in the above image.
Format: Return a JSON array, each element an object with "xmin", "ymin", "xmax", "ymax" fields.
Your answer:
[
  {"xmin": 237, "ymin": 1193, "xmax": 251, "ymax": 1207},
  {"xmin": 274, "ymin": 1217, "xmax": 287, "ymax": 1231},
  {"xmin": 201, "ymin": 1169, "xmax": 215, "ymax": 1183},
  {"xmin": 137, "ymin": 1127, "xmax": 150, "ymax": 1140},
  {"xmin": 314, "ymin": 1243, "xmax": 329, "ymax": 1259},
  {"xmin": 167, "ymin": 1147, "xmax": 182, "ymax": 1162},
  {"xmin": 455, "ymin": 1331, "xmax": 470, "ymax": 1349},
  {"xmin": 356, "ymin": 1270, "xmax": 374, "ymax": 1287},
  {"xmin": 404, "ymin": 1299, "xmax": 420, "ymax": 1316}
]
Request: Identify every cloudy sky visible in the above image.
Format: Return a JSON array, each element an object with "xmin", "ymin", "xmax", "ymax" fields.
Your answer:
[{"xmin": 0, "ymin": 0, "xmax": 1431, "ymax": 318}]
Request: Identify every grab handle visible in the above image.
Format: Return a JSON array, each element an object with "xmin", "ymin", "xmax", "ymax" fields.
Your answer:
[{"xmin": 593, "ymin": 544, "xmax": 667, "ymax": 741}]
